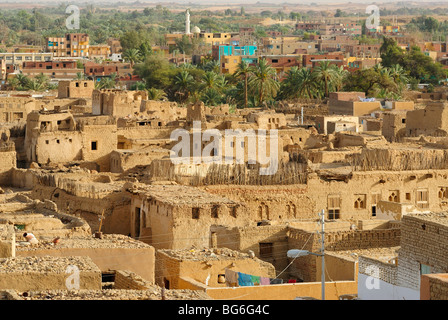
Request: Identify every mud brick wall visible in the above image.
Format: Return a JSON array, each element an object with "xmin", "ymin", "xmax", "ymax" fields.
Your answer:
[
  {"xmin": 359, "ymin": 256, "xmax": 398, "ymax": 285},
  {"xmin": 0, "ymin": 151, "xmax": 16, "ymax": 186},
  {"xmin": 423, "ymin": 275, "xmax": 448, "ymax": 300},
  {"xmin": 397, "ymin": 215, "xmax": 448, "ymax": 290},
  {"xmin": 114, "ymin": 270, "xmax": 152, "ymax": 290},
  {"xmin": 288, "ymin": 228, "xmax": 400, "ymax": 253}
]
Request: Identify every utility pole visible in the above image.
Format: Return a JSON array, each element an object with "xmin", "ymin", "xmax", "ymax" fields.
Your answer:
[{"xmin": 319, "ymin": 209, "xmax": 325, "ymax": 300}]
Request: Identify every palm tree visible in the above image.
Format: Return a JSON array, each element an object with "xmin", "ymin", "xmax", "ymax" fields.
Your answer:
[
  {"xmin": 7, "ymin": 77, "xmax": 20, "ymax": 91},
  {"xmin": 25, "ymin": 79, "xmax": 45, "ymax": 91},
  {"xmin": 95, "ymin": 73, "xmax": 118, "ymax": 90},
  {"xmin": 388, "ymin": 64, "xmax": 409, "ymax": 91},
  {"xmin": 201, "ymin": 71, "xmax": 222, "ymax": 91},
  {"xmin": 173, "ymin": 70, "xmax": 194, "ymax": 104},
  {"xmin": 279, "ymin": 67, "xmax": 317, "ymax": 100},
  {"xmin": 233, "ymin": 60, "xmax": 251, "ymax": 108},
  {"xmin": 146, "ymin": 88, "xmax": 167, "ymax": 101},
  {"xmin": 201, "ymin": 88, "xmax": 222, "ymax": 106},
  {"xmin": 15, "ymin": 74, "xmax": 29, "ymax": 88},
  {"xmin": 123, "ymin": 48, "xmax": 142, "ymax": 67},
  {"xmin": 312, "ymin": 61, "xmax": 338, "ymax": 98},
  {"xmin": 76, "ymin": 72, "xmax": 87, "ymax": 80},
  {"xmin": 248, "ymin": 58, "xmax": 279, "ymax": 107},
  {"xmin": 35, "ymin": 73, "xmax": 49, "ymax": 87},
  {"xmin": 332, "ymin": 66, "xmax": 349, "ymax": 92}
]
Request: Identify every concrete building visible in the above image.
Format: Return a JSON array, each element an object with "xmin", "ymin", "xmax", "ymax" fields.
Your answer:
[{"xmin": 46, "ymin": 33, "xmax": 89, "ymax": 58}]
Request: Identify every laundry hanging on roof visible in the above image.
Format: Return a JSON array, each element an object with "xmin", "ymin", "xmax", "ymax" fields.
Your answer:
[
  {"xmin": 225, "ymin": 269, "xmax": 239, "ymax": 287},
  {"xmin": 270, "ymin": 278, "xmax": 283, "ymax": 284},
  {"xmin": 238, "ymin": 272, "xmax": 253, "ymax": 286}
]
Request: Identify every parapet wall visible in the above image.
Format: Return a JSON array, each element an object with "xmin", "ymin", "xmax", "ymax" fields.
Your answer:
[
  {"xmin": 114, "ymin": 270, "xmax": 152, "ymax": 290},
  {"xmin": 0, "ymin": 256, "xmax": 102, "ymax": 291},
  {"xmin": 421, "ymin": 274, "xmax": 448, "ymax": 300},
  {"xmin": 288, "ymin": 227, "xmax": 400, "ymax": 252},
  {"xmin": 358, "ymin": 256, "xmax": 397, "ymax": 285}
]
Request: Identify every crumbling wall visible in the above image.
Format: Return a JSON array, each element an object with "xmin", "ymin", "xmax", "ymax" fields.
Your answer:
[
  {"xmin": 0, "ymin": 225, "xmax": 15, "ymax": 258},
  {"xmin": 0, "ymin": 256, "xmax": 102, "ymax": 291},
  {"xmin": 0, "ymin": 151, "xmax": 16, "ymax": 186},
  {"xmin": 113, "ymin": 270, "xmax": 152, "ymax": 290}
]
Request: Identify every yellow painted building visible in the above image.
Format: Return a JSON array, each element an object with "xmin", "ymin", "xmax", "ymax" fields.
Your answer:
[
  {"xmin": 47, "ymin": 33, "xmax": 89, "ymax": 58},
  {"xmin": 220, "ymin": 55, "xmax": 242, "ymax": 74},
  {"xmin": 88, "ymin": 45, "xmax": 111, "ymax": 60},
  {"xmin": 198, "ymin": 32, "xmax": 236, "ymax": 46}
]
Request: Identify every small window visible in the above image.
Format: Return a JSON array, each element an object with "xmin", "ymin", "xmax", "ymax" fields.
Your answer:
[
  {"xmin": 56, "ymin": 139, "xmax": 60, "ymax": 144},
  {"xmin": 91, "ymin": 141, "xmax": 98, "ymax": 150},
  {"xmin": 401, "ymin": 118, "xmax": 406, "ymax": 124},
  {"xmin": 192, "ymin": 208, "xmax": 200, "ymax": 219},
  {"xmin": 211, "ymin": 205, "xmax": 219, "ymax": 218},
  {"xmin": 45, "ymin": 140, "xmax": 49, "ymax": 144},
  {"xmin": 406, "ymin": 193, "xmax": 411, "ymax": 201}
]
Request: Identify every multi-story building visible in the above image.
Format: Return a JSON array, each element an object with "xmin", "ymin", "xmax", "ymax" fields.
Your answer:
[
  {"xmin": 261, "ymin": 55, "xmax": 302, "ymax": 79},
  {"xmin": 88, "ymin": 45, "xmax": 111, "ymax": 60},
  {"xmin": 212, "ymin": 45, "xmax": 257, "ymax": 63},
  {"xmin": 302, "ymin": 53, "xmax": 345, "ymax": 69},
  {"xmin": 295, "ymin": 22, "xmax": 323, "ymax": 32},
  {"xmin": 83, "ymin": 61, "xmax": 118, "ymax": 78},
  {"xmin": 47, "ymin": 33, "xmax": 89, "ymax": 58},
  {"xmin": 318, "ymin": 23, "xmax": 362, "ymax": 36},
  {"xmin": 198, "ymin": 32, "xmax": 238, "ymax": 46},
  {"xmin": 220, "ymin": 56, "xmax": 258, "ymax": 74},
  {"xmin": 107, "ymin": 38, "xmax": 123, "ymax": 54},
  {"xmin": 21, "ymin": 61, "xmax": 79, "ymax": 81},
  {"xmin": 261, "ymin": 37, "xmax": 317, "ymax": 55},
  {"xmin": 346, "ymin": 44, "xmax": 382, "ymax": 59},
  {"xmin": 0, "ymin": 52, "xmax": 52, "ymax": 68}
]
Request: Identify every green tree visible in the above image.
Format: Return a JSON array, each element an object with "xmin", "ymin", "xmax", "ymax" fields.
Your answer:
[
  {"xmin": 312, "ymin": 61, "xmax": 338, "ymax": 98},
  {"xmin": 248, "ymin": 59, "xmax": 279, "ymax": 106},
  {"xmin": 233, "ymin": 60, "xmax": 251, "ymax": 108},
  {"xmin": 123, "ymin": 48, "xmax": 142, "ymax": 67},
  {"xmin": 173, "ymin": 70, "xmax": 194, "ymax": 104},
  {"xmin": 279, "ymin": 67, "xmax": 317, "ymax": 100},
  {"xmin": 146, "ymin": 88, "xmax": 167, "ymax": 101},
  {"xmin": 7, "ymin": 77, "xmax": 20, "ymax": 91},
  {"xmin": 134, "ymin": 53, "xmax": 175, "ymax": 89}
]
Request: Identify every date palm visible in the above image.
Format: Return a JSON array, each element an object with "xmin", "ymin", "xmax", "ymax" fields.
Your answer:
[
  {"xmin": 234, "ymin": 60, "xmax": 251, "ymax": 108},
  {"xmin": 173, "ymin": 70, "xmax": 194, "ymax": 104},
  {"xmin": 146, "ymin": 88, "xmax": 167, "ymax": 101},
  {"xmin": 248, "ymin": 58, "xmax": 279, "ymax": 107},
  {"xmin": 280, "ymin": 66, "xmax": 317, "ymax": 100},
  {"xmin": 312, "ymin": 61, "xmax": 338, "ymax": 98},
  {"xmin": 123, "ymin": 48, "xmax": 142, "ymax": 67}
]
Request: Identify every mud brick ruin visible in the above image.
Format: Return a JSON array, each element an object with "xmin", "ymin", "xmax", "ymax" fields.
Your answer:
[{"xmin": 2, "ymin": 81, "xmax": 448, "ymax": 300}]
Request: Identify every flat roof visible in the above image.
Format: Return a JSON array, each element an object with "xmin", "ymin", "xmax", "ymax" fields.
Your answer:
[{"xmin": 132, "ymin": 185, "xmax": 239, "ymax": 206}]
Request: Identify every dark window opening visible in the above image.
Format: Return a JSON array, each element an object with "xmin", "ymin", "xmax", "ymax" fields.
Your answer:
[
  {"xmin": 134, "ymin": 207, "xmax": 141, "ymax": 238},
  {"xmin": 192, "ymin": 208, "xmax": 200, "ymax": 219},
  {"xmin": 211, "ymin": 205, "xmax": 219, "ymax": 218},
  {"xmin": 91, "ymin": 141, "xmax": 97, "ymax": 150},
  {"xmin": 101, "ymin": 272, "xmax": 115, "ymax": 283}
]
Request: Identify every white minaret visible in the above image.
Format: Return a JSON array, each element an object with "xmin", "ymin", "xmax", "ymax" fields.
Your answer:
[{"xmin": 185, "ymin": 9, "xmax": 191, "ymax": 35}]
